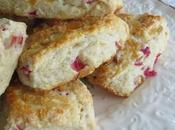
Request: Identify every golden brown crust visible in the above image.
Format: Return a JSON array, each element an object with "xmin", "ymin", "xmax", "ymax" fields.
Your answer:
[
  {"xmin": 108, "ymin": 75, "xmax": 144, "ymax": 97},
  {"xmin": 20, "ymin": 14, "xmax": 121, "ymax": 65},
  {"xmin": 5, "ymin": 80, "xmax": 94, "ymax": 128},
  {"xmin": 0, "ymin": 0, "xmax": 123, "ymax": 20},
  {"xmin": 88, "ymin": 13, "xmax": 168, "ymax": 97},
  {"xmin": 118, "ymin": 13, "xmax": 165, "ymax": 42},
  {"xmin": 88, "ymin": 39, "xmax": 141, "ymax": 88},
  {"xmin": 87, "ymin": 39, "xmax": 146, "ymax": 97},
  {"xmin": 118, "ymin": 13, "xmax": 162, "ymax": 29},
  {"xmin": 88, "ymin": 71, "xmax": 145, "ymax": 97},
  {"xmin": 17, "ymin": 13, "xmax": 129, "ymax": 90}
]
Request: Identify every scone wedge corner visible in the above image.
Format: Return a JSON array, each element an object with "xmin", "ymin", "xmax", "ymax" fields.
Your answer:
[
  {"xmin": 0, "ymin": 18, "xmax": 27, "ymax": 96},
  {"xmin": 3, "ymin": 80, "xmax": 95, "ymax": 130},
  {"xmin": 0, "ymin": 0, "xmax": 123, "ymax": 19},
  {"xmin": 18, "ymin": 14, "xmax": 129, "ymax": 90},
  {"xmin": 88, "ymin": 13, "xmax": 169, "ymax": 97}
]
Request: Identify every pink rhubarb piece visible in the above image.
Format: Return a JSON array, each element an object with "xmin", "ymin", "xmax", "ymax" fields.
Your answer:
[
  {"xmin": 141, "ymin": 47, "xmax": 151, "ymax": 57},
  {"xmin": 71, "ymin": 57, "xmax": 86, "ymax": 72},
  {"xmin": 144, "ymin": 67, "xmax": 157, "ymax": 77}
]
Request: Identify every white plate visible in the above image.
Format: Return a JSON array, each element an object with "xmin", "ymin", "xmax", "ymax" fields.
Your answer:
[
  {"xmin": 1, "ymin": 0, "xmax": 175, "ymax": 130},
  {"xmin": 88, "ymin": 0, "xmax": 175, "ymax": 130}
]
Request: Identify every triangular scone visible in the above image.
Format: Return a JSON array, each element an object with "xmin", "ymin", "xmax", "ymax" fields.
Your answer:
[
  {"xmin": 17, "ymin": 14, "xmax": 129, "ymax": 90},
  {"xmin": 88, "ymin": 13, "xmax": 169, "ymax": 97},
  {"xmin": 0, "ymin": 0, "xmax": 123, "ymax": 19},
  {"xmin": 3, "ymin": 80, "xmax": 95, "ymax": 130},
  {"xmin": 0, "ymin": 18, "xmax": 27, "ymax": 96}
]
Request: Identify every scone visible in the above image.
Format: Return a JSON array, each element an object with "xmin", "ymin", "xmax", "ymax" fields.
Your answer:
[
  {"xmin": 17, "ymin": 14, "xmax": 129, "ymax": 90},
  {"xmin": 88, "ymin": 13, "xmax": 169, "ymax": 97},
  {"xmin": 3, "ymin": 80, "xmax": 95, "ymax": 130},
  {"xmin": 0, "ymin": 0, "xmax": 123, "ymax": 19},
  {"xmin": 0, "ymin": 18, "xmax": 27, "ymax": 96}
]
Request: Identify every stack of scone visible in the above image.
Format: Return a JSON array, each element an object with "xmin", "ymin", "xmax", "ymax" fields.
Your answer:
[{"xmin": 0, "ymin": 0, "xmax": 169, "ymax": 130}]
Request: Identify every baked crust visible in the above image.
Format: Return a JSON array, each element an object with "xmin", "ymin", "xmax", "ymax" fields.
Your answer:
[
  {"xmin": 118, "ymin": 13, "xmax": 167, "ymax": 42},
  {"xmin": 0, "ymin": 0, "xmax": 123, "ymax": 19},
  {"xmin": 88, "ymin": 13, "xmax": 169, "ymax": 97},
  {"xmin": 4, "ymin": 80, "xmax": 95, "ymax": 130},
  {"xmin": 88, "ymin": 39, "xmax": 142, "ymax": 97},
  {"xmin": 20, "ymin": 14, "xmax": 128, "ymax": 64},
  {"xmin": 17, "ymin": 14, "xmax": 129, "ymax": 90}
]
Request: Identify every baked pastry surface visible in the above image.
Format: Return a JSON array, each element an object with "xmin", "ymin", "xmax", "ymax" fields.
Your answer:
[
  {"xmin": 3, "ymin": 80, "xmax": 95, "ymax": 130},
  {"xmin": 18, "ymin": 14, "xmax": 129, "ymax": 90},
  {"xmin": 88, "ymin": 13, "xmax": 169, "ymax": 97},
  {"xmin": 0, "ymin": 0, "xmax": 123, "ymax": 19},
  {"xmin": 0, "ymin": 18, "xmax": 27, "ymax": 95}
]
